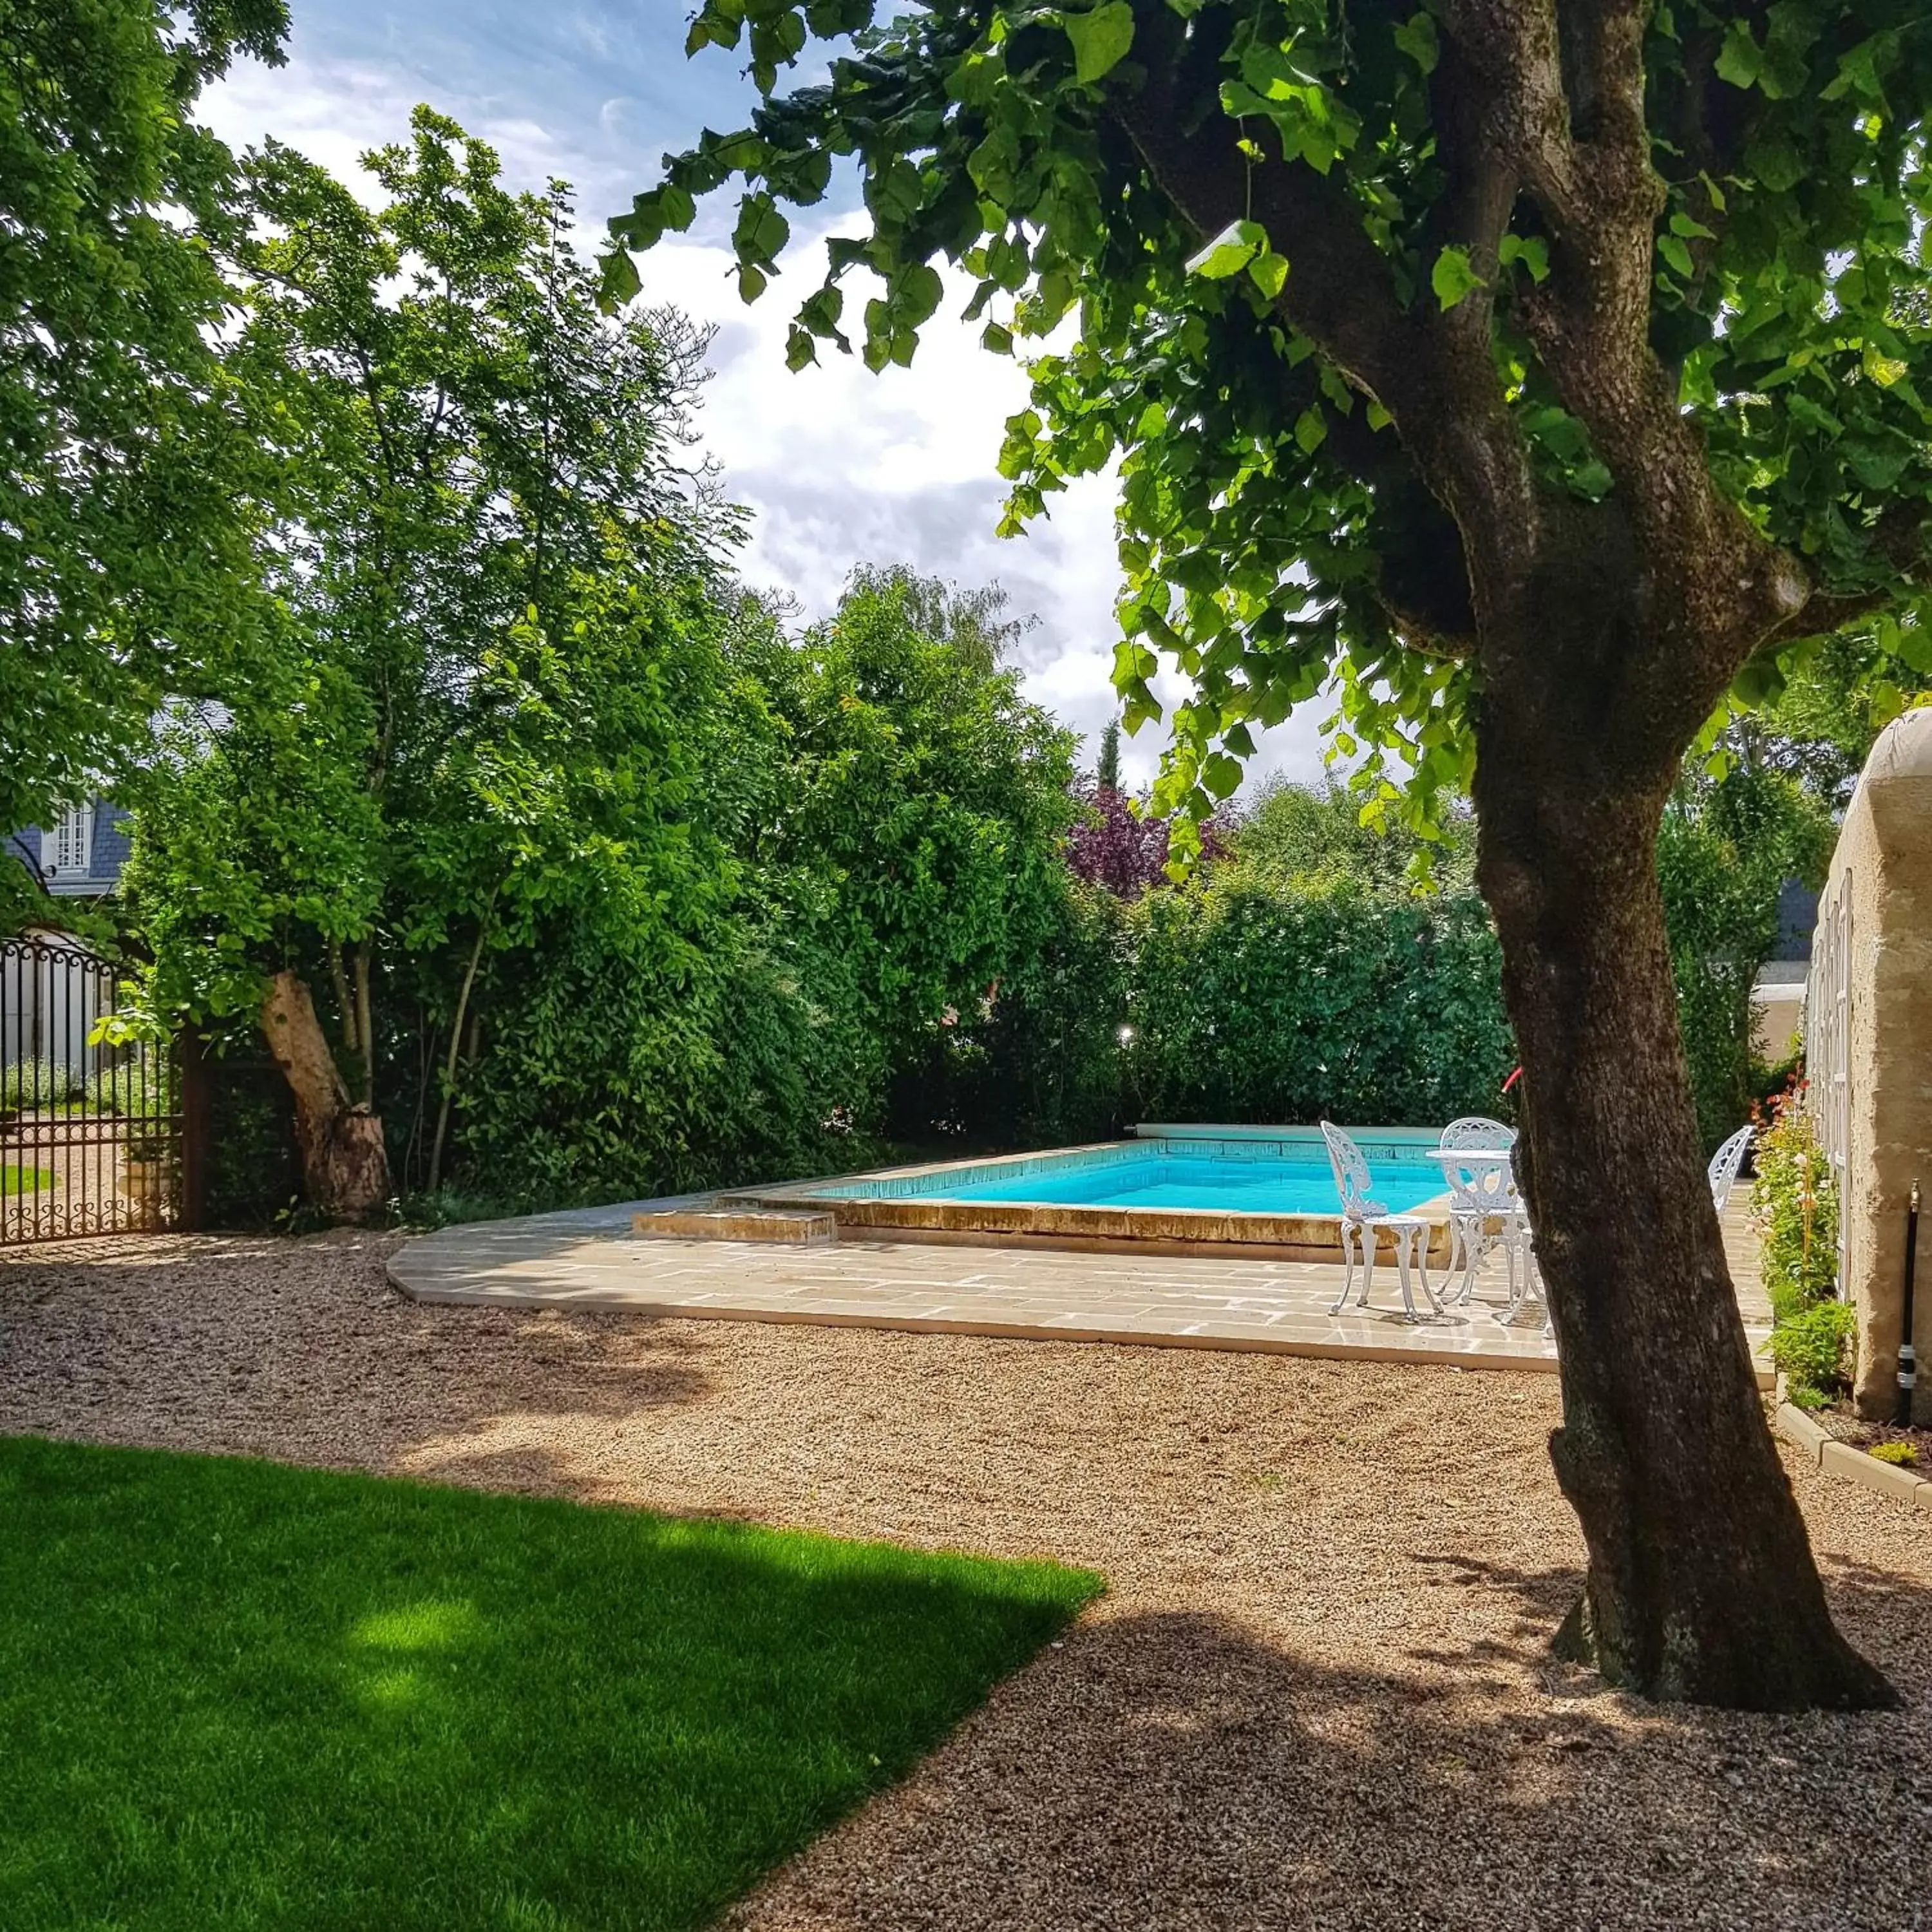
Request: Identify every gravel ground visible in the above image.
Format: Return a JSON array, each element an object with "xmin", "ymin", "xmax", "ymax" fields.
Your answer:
[{"xmin": 3, "ymin": 1231, "xmax": 1930, "ymax": 1932}]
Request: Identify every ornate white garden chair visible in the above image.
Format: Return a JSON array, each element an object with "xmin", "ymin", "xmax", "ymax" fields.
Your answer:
[
  {"xmin": 1437, "ymin": 1117, "xmax": 1516, "ymax": 1303},
  {"xmin": 1707, "ymin": 1124, "xmax": 1755, "ymax": 1215},
  {"xmin": 1320, "ymin": 1121, "xmax": 1440, "ymax": 1323}
]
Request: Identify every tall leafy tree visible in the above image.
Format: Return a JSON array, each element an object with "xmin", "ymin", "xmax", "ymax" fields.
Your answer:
[
  {"xmin": 606, "ymin": 1, "xmax": 1932, "ymax": 1707},
  {"xmin": 1227, "ymin": 777, "xmax": 1475, "ymax": 896},
  {"xmin": 1095, "ymin": 713, "xmax": 1124, "ymax": 791},
  {"xmin": 0, "ymin": 0, "xmax": 287, "ymax": 833},
  {"xmin": 738, "ymin": 564, "xmax": 1081, "ymax": 1062},
  {"xmin": 129, "ymin": 113, "xmax": 741, "ymax": 1215}
]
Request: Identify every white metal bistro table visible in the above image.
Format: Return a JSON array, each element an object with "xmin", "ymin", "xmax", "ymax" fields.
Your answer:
[{"xmin": 1424, "ymin": 1145, "xmax": 1542, "ymax": 1321}]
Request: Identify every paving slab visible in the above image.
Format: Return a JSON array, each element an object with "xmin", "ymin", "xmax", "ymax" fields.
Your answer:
[{"xmin": 389, "ymin": 1195, "xmax": 1774, "ymax": 1383}]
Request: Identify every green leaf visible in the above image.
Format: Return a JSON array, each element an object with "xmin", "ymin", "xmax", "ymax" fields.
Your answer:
[
  {"xmin": 1730, "ymin": 654, "xmax": 1786, "ymax": 709},
  {"xmin": 981, "ymin": 321, "xmax": 1014, "ymax": 355},
  {"xmin": 1202, "ymin": 751, "xmax": 1243, "ymax": 800},
  {"xmin": 799, "ymin": 283, "xmax": 846, "ymax": 341},
  {"xmin": 1715, "ymin": 22, "xmax": 1762, "ymax": 90},
  {"xmin": 1430, "ymin": 246, "xmax": 1485, "ymax": 310},
  {"xmin": 1657, "ymin": 232, "xmax": 1694, "ymax": 278},
  {"xmin": 1569, "ymin": 459, "xmax": 1613, "ymax": 501},
  {"xmin": 1063, "ymin": 2, "xmax": 1135, "ymax": 85},
  {"xmin": 685, "ymin": 4, "xmax": 743, "ymax": 55},
  {"xmin": 1842, "ymin": 437, "xmax": 1911, "ymax": 492},
  {"xmin": 895, "ymin": 261, "xmax": 945, "ymax": 327},
  {"xmin": 1888, "ymin": 619, "xmax": 1932, "ymax": 676},
  {"xmin": 1187, "ymin": 220, "xmax": 1267, "ymax": 281},
  {"xmin": 733, "ymin": 193, "xmax": 790, "ymax": 267},
  {"xmin": 1293, "ymin": 407, "xmax": 1326, "ymax": 454},
  {"xmin": 1392, "ymin": 12, "xmax": 1439, "ymax": 75},
  {"xmin": 867, "ymin": 156, "xmax": 923, "ymax": 223},
  {"xmin": 1744, "ymin": 133, "xmax": 1805, "ymax": 193},
  {"xmin": 784, "ymin": 325, "xmax": 817, "ymax": 372},
  {"xmin": 598, "ymin": 248, "xmax": 641, "ymax": 309},
  {"xmin": 1497, "ymin": 235, "xmax": 1550, "ymax": 283},
  {"xmin": 1247, "ymin": 249, "xmax": 1289, "ymax": 299}
]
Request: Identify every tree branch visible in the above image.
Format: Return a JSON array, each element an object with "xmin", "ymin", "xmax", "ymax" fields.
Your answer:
[
  {"xmin": 1755, "ymin": 590, "xmax": 1895, "ymax": 655},
  {"xmin": 1437, "ymin": 0, "xmax": 1585, "ymax": 234},
  {"xmin": 1437, "ymin": 1, "xmax": 1797, "ymax": 675},
  {"xmin": 1110, "ymin": 3, "xmax": 1534, "ymax": 597},
  {"xmin": 1109, "ymin": 2, "xmax": 1421, "ymax": 406},
  {"xmin": 1321, "ymin": 405, "xmax": 1480, "ymax": 653}
]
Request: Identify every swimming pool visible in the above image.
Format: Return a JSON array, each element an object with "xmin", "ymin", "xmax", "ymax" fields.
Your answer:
[
  {"xmin": 929, "ymin": 1150, "xmax": 1443, "ymax": 1216},
  {"xmin": 730, "ymin": 1127, "xmax": 1455, "ymax": 1261}
]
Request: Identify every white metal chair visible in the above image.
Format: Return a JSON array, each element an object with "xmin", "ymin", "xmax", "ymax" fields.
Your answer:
[
  {"xmin": 1708, "ymin": 1124, "xmax": 1754, "ymax": 1215},
  {"xmin": 1320, "ymin": 1121, "xmax": 1439, "ymax": 1323},
  {"xmin": 1436, "ymin": 1117, "xmax": 1548, "ymax": 1325},
  {"xmin": 1438, "ymin": 1117, "xmax": 1515, "ymax": 1302}
]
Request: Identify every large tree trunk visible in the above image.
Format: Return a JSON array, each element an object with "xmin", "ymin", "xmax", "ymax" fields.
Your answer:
[
  {"xmin": 260, "ymin": 968, "xmax": 391, "ymax": 1223},
  {"xmin": 1473, "ymin": 681, "xmax": 1893, "ymax": 1710}
]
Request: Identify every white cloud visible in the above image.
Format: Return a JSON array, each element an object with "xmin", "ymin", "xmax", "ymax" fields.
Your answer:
[
  {"xmin": 201, "ymin": 44, "xmax": 1330, "ymax": 795},
  {"xmin": 639, "ymin": 222, "xmax": 1327, "ymax": 790}
]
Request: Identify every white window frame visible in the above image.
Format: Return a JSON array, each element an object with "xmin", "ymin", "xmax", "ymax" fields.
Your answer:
[{"xmin": 44, "ymin": 804, "xmax": 94, "ymax": 879}]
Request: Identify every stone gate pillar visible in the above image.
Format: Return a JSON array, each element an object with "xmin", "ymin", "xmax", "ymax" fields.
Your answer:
[{"xmin": 1808, "ymin": 706, "xmax": 1932, "ymax": 1422}]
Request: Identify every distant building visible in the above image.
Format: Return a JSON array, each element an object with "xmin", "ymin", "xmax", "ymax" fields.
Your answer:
[
  {"xmin": 1750, "ymin": 876, "xmax": 1820, "ymax": 1063},
  {"xmin": 6, "ymin": 799, "xmax": 131, "ymax": 899},
  {"xmin": 1772, "ymin": 878, "xmax": 1819, "ymax": 961}
]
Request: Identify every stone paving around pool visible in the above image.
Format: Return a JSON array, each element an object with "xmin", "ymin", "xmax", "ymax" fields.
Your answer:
[{"xmin": 389, "ymin": 1195, "xmax": 1774, "ymax": 1383}]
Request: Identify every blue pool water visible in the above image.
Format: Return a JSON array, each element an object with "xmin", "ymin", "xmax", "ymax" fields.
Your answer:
[{"xmin": 930, "ymin": 1153, "xmax": 1444, "ymax": 1217}]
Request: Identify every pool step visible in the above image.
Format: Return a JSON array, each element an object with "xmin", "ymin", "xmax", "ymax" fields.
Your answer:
[{"xmin": 631, "ymin": 1206, "xmax": 838, "ymax": 1245}]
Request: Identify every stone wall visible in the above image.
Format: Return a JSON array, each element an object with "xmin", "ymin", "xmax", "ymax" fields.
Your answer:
[{"xmin": 1807, "ymin": 706, "xmax": 1932, "ymax": 1422}]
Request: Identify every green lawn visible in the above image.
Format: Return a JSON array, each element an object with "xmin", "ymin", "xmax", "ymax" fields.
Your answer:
[
  {"xmin": 0, "ymin": 1164, "xmax": 55, "ymax": 1194},
  {"xmin": 0, "ymin": 1435, "xmax": 1101, "ymax": 1932}
]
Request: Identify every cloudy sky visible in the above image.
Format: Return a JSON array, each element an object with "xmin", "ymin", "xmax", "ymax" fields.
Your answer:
[{"xmin": 202, "ymin": 1, "xmax": 1328, "ymax": 790}]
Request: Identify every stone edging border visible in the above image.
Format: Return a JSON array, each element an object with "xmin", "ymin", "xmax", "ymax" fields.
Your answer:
[{"xmin": 1774, "ymin": 1399, "xmax": 1932, "ymax": 1517}]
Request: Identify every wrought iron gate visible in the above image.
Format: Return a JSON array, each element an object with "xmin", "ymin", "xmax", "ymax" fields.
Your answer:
[{"xmin": 1, "ymin": 933, "xmax": 191, "ymax": 1244}]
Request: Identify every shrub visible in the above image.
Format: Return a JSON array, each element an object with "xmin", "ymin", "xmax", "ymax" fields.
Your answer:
[
  {"xmin": 82, "ymin": 1052, "xmax": 176, "ymax": 1119},
  {"xmin": 1753, "ymin": 1083, "xmax": 1839, "ymax": 1323},
  {"xmin": 1656, "ymin": 768, "xmax": 1834, "ymax": 1154},
  {"xmin": 1868, "ymin": 1441, "xmax": 1918, "ymax": 1468},
  {"xmin": 1768, "ymin": 1300, "xmax": 1856, "ymax": 1405},
  {"xmin": 455, "ymin": 891, "xmax": 888, "ymax": 1208},
  {"xmin": 1120, "ymin": 882, "xmax": 1517, "ymax": 1128},
  {"xmin": 891, "ymin": 878, "xmax": 1128, "ymax": 1150},
  {"xmin": 0, "ymin": 1059, "xmax": 84, "ymax": 1110},
  {"xmin": 203, "ymin": 1048, "xmax": 301, "ymax": 1229}
]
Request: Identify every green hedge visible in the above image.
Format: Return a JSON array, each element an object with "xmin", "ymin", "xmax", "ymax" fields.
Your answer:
[
  {"xmin": 455, "ymin": 894, "xmax": 888, "ymax": 1209},
  {"xmin": 885, "ymin": 879, "xmax": 1128, "ymax": 1150},
  {"xmin": 1120, "ymin": 885, "xmax": 1517, "ymax": 1127},
  {"xmin": 896, "ymin": 879, "xmax": 1517, "ymax": 1145}
]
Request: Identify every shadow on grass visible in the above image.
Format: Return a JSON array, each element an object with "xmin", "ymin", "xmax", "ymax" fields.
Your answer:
[{"xmin": 0, "ymin": 1434, "xmax": 1101, "ymax": 1932}]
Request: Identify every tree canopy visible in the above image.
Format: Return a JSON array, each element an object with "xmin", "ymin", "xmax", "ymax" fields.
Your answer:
[
  {"xmin": 605, "ymin": 0, "xmax": 1931, "ymax": 844},
  {"xmin": 126, "ymin": 113, "xmax": 749, "ymax": 1205},
  {"xmin": 0, "ymin": 0, "xmax": 288, "ymax": 834}
]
